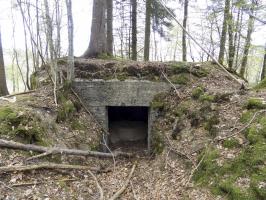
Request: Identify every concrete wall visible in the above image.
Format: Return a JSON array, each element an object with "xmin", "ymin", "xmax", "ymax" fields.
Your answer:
[{"xmin": 72, "ymin": 79, "xmax": 173, "ymax": 151}]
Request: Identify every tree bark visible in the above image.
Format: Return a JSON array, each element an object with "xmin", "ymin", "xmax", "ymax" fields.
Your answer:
[
  {"xmin": 0, "ymin": 139, "xmax": 132, "ymax": 158},
  {"xmin": 261, "ymin": 43, "xmax": 266, "ymax": 80},
  {"xmin": 66, "ymin": 0, "xmax": 74, "ymax": 81},
  {"xmin": 218, "ymin": 0, "xmax": 230, "ymax": 65},
  {"xmin": 144, "ymin": 0, "xmax": 151, "ymax": 61},
  {"xmin": 182, "ymin": 0, "xmax": 188, "ymax": 62},
  {"xmin": 106, "ymin": 0, "xmax": 113, "ymax": 56},
  {"xmin": 83, "ymin": 0, "xmax": 106, "ymax": 58},
  {"xmin": 240, "ymin": 12, "xmax": 254, "ymax": 77},
  {"xmin": 228, "ymin": 4, "xmax": 234, "ymax": 70},
  {"xmin": 131, "ymin": 0, "xmax": 137, "ymax": 60},
  {"xmin": 0, "ymin": 29, "xmax": 9, "ymax": 96}
]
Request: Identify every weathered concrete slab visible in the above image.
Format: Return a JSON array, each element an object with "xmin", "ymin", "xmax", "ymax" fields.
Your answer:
[{"xmin": 73, "ymin": 79, "xmax": 173, "ymax": 151}]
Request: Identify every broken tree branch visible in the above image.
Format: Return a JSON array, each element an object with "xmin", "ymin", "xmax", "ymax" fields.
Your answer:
[
  {"xmin": 0, "ymin": 163, "xmax": 107, "ymax": 173},
  {"xmin": 87, "ymin": 170, "xmax": 104, "ymax": 200},
  {"xmin": 109, "ymin": 163, "xmax": 137, "ymax": 200},
  {"xmin": 0, "ymin": 139, "xmax": 133, "ymax": 158}
]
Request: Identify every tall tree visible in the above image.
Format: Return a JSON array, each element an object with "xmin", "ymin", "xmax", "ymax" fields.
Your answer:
[
  {"xmin": 0, "ymin": 29, "xmax": 9, "ymax": 96},
  {"xmin": 239, "ymin": 9, "xmax": 255, "ymax": 77},
  {"xmin": 182, "ymin": 0, "xmax": 188, "ymax": 62},
  {"xmin": 261, "ymin": 43, "xmax": 266, "ymax": 80},
  {"xmin": 228, "ymin": 2, "xmax": 235, "ymax": 70},
  {"xmin": 83, "ymin": 0, "xmax": 106, "ymax": 58},
  {"xmin": 144, "ymin": 0, "xmax": 151, "ymax": 61},
  {"xmin": 66, "ymin": 0, "xmax": 74, "ymax": 81},
  {"xmin": 218, "ymin": 0, "xmax": 230, "ymax": 64},
  {"xmin": 106, "ymin": 0, "xmax": 113, "ymax": 56},
  {"xmin": 131, "ymin": 0, "xmax": 137, "ymax": 60}
]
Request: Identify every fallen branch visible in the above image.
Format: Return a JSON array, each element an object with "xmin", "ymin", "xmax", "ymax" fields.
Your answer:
[
  {"xmin": 0, "ymin": 163, "xmax": 108, "ymax": 173},
  {"xmin": 87, "ymin": 170, "xmax": 104, "ymax": 200},
  {"xmin": 109, "ymin": 163, "xmax": 137, "ymax": 200},
  {"xmin": 0, "ymin": 139, "xmax": 133, "ymax": 158},
  {"xmin": 215, "ymin": 109, "xmax": 266, "ymax": 141},
  {"xmin": 161, "ymin": 71, "xmax": 181, "ymax": 99},
  {"xmin": 1, "ymin": 90, "xmax": 36, "ymax": 98},
  {"xmin": 26, "ymin": 150, "xmax": 53, "ymax": 161},
  {"xmin": 185, "ymin": 151, "xmax": 206, "ymax": 187}
]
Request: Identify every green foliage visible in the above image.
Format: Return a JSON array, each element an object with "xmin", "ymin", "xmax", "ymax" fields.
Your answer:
[
  {"xmin": 170, "ymin": 74, "xmax": 189, "ymax": 85},
  {"xmin": 223, "ymin": 138, "xmax": 240, "ymax": 149},
  {"xmin": 240, "ymin": 110, "xmax": 255, "ymax": 123},
  {"xmin": 199, "ymin": 94, "xmax": 215, "ymax": 102},
  {"xmin": 193, "ymin": 147, "xmax": 220, "ymax": 185},
  {"xmin": 217, "ymin": 181, "xmax": 249, "ymax": 200},
  {"xmin": 245, "ymin": 98, "xmax": 266, "ymax": 110},
  {"xmin": 192, "ymin": 87, "xmax": 204, "ymax": 99},
  {"xmin": 56, "ymin": 100, "xmax": 76, "ymax": 122},
  {"xmin": 193, "ymin": 112, "xmax": 266, "ymax": 200}
]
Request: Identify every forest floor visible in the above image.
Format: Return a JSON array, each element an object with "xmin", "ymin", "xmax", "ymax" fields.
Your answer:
[{"xmin": 0, "ymin": 58, "xmax": 265, "ymax": 200}]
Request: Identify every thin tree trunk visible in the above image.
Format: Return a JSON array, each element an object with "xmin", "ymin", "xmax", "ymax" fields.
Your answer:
[
  {"xmin": 144, "ymin": 0, "xmax": 151, "ymax": 61},
  {"xmin": 0, "ymin": 29, "xmax": 9, "ymax": 96},
  {"xmin": 66, "ymin": 0, "xmax": 74, "ymax": 81},
  {"xmin": 131, "ymin": 0, "xmax": 137, "ymax": 60},
  {"xmin": 234, "ymin": 8, "xmax": 243, "ymax": 70},
  {"xmin": 19, "ymin": 0, "xmax": 31, "ymax": 90},
  {"xmin": 228, "ymin": 5, "xmax": 234, "ymax": 70},
  {"xmin": 182, "ymin": 0, "xmax": 188, "ymax": 62},
  {"xmin": 240, "ymin": 12, "xmax": 254, "ymax": 77},
  {"xmin": 106, "ymin": 0, "xmax": 113, "ymax": 56},
  {"xmin": 218, "ymin": 0, "xmax": 230, "ymax": 64},
  {"xmin": 83, "ymin": 0, "xmax": 106, "ymax": 58},
  {"xmin": 261, "ymin": 43, "xmax": 266, "ymax": 80}
]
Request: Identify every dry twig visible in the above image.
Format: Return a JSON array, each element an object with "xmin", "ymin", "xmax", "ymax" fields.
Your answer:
[{"xmin": 109, "ymin": 163, "xmax": 137, "ymax": 200}]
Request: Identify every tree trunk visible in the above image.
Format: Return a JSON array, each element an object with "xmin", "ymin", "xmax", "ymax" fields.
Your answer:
[
  {"xmin": 228, "ymin": 6, "xmax": 234, "ymax": 70},
  {"xmin": 66, "ymin": 0, "xmax": 74, "ymax": 81},
  {"xmin": 218, "ymin": 0, "xmax": 230, "ymax": 65},
  {"xmin": 261, "ymin": 43, "xmax": 266, "ymax": 80},
  {"xmin": 239, "ymin": 12, "xmax": 254, "ymax": 77},
  {"xmin": 0, "ymin": 29, "xmax": 9, "ymax": 96},
  {"xmin": 106, "ymin": 0, "xmax": 113, "ymax": 56},
  {"xmin": 131, "ymin": 0, "xmax": 137, "ymax": 60},
  {"xmin": 144, "ymin": 0, "xmax": 151, "ymax": 61},
  {"xmin": 182, "ymin": 0, "xmax": 188, "ymax": 62},
  {"xmin": 83, "ymin": 0, "xmax": 106, "ymax": 58}
]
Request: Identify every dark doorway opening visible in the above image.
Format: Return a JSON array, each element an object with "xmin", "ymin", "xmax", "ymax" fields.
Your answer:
[{"xmin": 108, "ymin": 106, "xmax": 148, "ymax": 151}]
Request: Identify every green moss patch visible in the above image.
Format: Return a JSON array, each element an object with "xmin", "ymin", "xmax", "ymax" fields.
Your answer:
[
  {"xmin": 192, "ymin": 87, "xmax": 205, "ymax": 99},
  {"xmin": 169, "ymin": 74, "xmax": 190, "ymax": 85},
  {"xmin": 223, "ymin": 138, "xmax": 240, "ymax": 149},
  {"xmin": 245, "ymin": 98, "xmax": 266, "ymax": 110},
  {"xmin": 193, "ymin": 113, "xmax": 266, "ymax": 200},
  {"xmin": 0, "ymin": 106, "xmax": 48, "ymax": 145}
]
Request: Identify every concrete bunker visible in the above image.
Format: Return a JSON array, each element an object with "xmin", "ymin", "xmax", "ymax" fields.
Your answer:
[
  {"xmin": 108, "ymin": 106, "xmax": 149, "ymax": 150},
  {"xmin": 73, "ymin": 79, "xmax": 174, "ymax": 152}
]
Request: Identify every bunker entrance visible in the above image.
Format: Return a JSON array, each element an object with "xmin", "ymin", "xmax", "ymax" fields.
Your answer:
[{"xmin": 108, "ymin": 106, "xmax": 149, "ymax": 151}]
